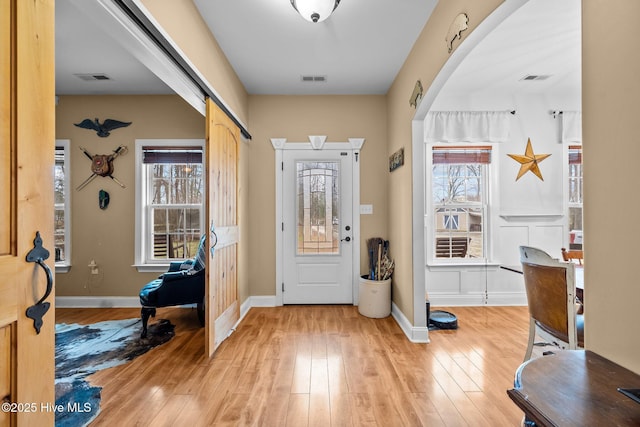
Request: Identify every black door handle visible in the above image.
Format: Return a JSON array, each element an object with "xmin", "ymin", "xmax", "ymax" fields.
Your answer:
[
  {"xmin": 341, "ymin": 236, "xmax": 351, "ymax": 242},
  {"xmin": 25, "ymin": 231, "xmax": 53, "ymax": 334}
]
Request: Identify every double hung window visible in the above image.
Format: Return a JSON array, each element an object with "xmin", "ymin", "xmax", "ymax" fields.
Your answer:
[
  {"xmin": 431, "ymin": 146, "xmax": 492, "ymax": 261},
  {"xmin": 54, "ymin": 140, "xmax": 71, "ymax": 271},
  {"xmin": 568, "ymin": 145, "xmax": 583, "ymax": 248},
  {"xmin": 135, "ymin": 140, "xmax": 204, "ymax": 269}
]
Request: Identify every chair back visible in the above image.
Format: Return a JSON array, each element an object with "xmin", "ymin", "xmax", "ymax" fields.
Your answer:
[
  {"xmin": 561, "ymin": 247, "xmax": 583, "ymax": 265},
  {"xmin": 520, "ymin": 246, "xmax": 577, "ymax": 349},
  {"xmin": 193, "ymin": 234, "xmax": 207, "ymax": 271}
]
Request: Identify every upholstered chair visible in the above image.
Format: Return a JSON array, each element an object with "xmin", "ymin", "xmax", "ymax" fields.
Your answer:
[{"xmin": 139, "ymin": 235, "xmax": 206, "ymax": 338}]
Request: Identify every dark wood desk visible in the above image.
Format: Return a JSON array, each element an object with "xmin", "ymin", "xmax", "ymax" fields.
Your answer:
[{"xmin": 508, "ymin": 350, "xmax": 640, "ymax": 426}]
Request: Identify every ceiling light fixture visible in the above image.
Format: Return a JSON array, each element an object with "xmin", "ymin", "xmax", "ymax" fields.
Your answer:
[{"xmin": 290, "ymin": 0, "xmax": 340, "ymax": 23}]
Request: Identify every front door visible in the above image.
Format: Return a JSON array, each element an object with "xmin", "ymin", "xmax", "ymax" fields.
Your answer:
[
  {"xmin": 282, "ymin": 149, "xmax": 353, "ymax": 304},
  {"xmin": 0, "ymin": 0, "xmax": 55, "ymax": 424}
]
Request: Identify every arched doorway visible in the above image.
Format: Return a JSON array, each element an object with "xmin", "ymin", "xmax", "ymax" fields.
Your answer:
[{"xmin": 411, "ymin": 0, "xmax": 581, "ymax": 334}]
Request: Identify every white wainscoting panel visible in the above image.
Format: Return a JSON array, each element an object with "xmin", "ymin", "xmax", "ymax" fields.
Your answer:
[
  {"xmin": 531, "ymin": 225, "xmax": 565, "ymax": 259},
  {"xmin": 426, "ymin": 216, "xmax": 567, "ymax": 307},
  {"xmin": 499, "ymin": 225, "xmax": 529, "ymax": 267}
]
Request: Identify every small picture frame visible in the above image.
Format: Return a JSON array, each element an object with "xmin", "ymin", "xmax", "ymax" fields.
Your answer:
[{"xmin": 389, "ymin": 148, "xmax": 404, "ymax": 172}]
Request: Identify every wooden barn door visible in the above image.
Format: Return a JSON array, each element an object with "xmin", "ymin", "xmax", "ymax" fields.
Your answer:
[
  {"xmin": 0, "ymin": 0, "xmax": 55, "ymax": 424},
  {"xmin": 205, "ymin": 99, "xmax": 240, "ymax": 356}
]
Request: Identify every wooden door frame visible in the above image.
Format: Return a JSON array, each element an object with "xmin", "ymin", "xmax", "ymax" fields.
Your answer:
[
  {"xmin": 272, "ymin": 136, "xmax": 364, "ymax": 306},
  {"xmin": 1, "ymin": 0, "xmax": 55, "ymax": 424}
]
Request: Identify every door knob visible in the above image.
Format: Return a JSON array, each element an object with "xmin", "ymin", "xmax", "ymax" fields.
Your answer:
[{"xmin": 341, "ymin": 236, "xmax": 351, "ymax": 242}]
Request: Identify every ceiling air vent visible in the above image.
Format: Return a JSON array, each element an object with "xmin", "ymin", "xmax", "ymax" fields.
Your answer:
[
  {"xmin": 520, "ymin": 74, "xmax": 552, "ymax": 81},
  {"xmin": 301, "ymin": 75, "xmax": 327, "ymax": 82},
  {"xmin": 74, "ymin": 73, "xmax": 111, "ymax": 81}
]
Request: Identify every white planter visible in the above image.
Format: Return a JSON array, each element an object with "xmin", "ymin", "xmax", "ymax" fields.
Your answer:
[{"xmin": 358, "ymin": 276, "xmax": 391, "ymax": 318}]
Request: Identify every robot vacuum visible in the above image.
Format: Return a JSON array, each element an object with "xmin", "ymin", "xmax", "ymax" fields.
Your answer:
[{"xmin": 426, "ymin": 302, "xmax": 458, "ymax": 330}]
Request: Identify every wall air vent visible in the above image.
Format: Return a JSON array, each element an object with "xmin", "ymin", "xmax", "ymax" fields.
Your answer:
[
  {"xmin": 74, "ymin": 73, "xmax": 111, "ymax": 81},
  {"xmin": 301, "ymin": 75, "xmax": 327, "ymax": 82},
  {"xmin": 520, "ymin": 74, "xmax": 552, "ymax": 81}
]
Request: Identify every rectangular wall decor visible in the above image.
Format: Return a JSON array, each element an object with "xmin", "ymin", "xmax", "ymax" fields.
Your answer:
[{"xmin": 389, "ymin": 147, "xmax": 404, "ymax": 172}]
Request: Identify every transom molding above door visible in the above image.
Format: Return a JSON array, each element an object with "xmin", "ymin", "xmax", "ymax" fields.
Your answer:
[{"xmin": 271, "ymin": 136, "xmax": 365, "ymax": 151}]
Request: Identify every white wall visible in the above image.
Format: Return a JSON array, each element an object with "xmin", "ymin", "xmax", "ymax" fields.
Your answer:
[{"xmin": 426, "ymin": 91, "xmax": 580, "ymax": 306}]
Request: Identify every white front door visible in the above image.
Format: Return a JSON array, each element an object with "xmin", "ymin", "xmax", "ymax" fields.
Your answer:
[{"xmin": 282, "ymin": 149, "xmax": 354, "ymax": 304}]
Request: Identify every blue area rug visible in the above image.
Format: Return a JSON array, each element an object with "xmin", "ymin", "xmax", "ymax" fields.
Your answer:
[{"xmin": 55, "ymin": 318, "xmax": 174, "ymax": 426}]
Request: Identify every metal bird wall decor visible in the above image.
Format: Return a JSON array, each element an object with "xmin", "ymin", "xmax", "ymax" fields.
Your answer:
[{"xmin": 74, "ymin": 118, "xmax": 131, "ymax": 137}]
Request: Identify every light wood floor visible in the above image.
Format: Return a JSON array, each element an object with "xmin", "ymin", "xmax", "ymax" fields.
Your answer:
[{"xmin": 56, "ymin": 305, "xmax": 532, "ymax": 426}]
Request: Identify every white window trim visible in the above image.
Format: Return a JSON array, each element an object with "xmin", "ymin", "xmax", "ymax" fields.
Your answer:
[
  {"xmin": 425, "ymin": 142, "xmax": 500, "ymax": 266},
  {"xmin": 567, "ymin": 145, "xmax": 583, "ymax": 209},
  {"xmin": 133, "ymin": 138, "xmax": 205, "ymax": 272},
  {"xmin": 565, "ymin": 142, "xmax": 583, "ymax": 248},
  {"xmin": 55, "ymin": 140, "xmax": 71, "ymax": 273}
]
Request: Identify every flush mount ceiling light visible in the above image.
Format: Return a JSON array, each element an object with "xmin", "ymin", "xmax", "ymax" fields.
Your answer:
[{"xmin": 290, "ymin": 0, "xmax": 340, "ymax": 23}]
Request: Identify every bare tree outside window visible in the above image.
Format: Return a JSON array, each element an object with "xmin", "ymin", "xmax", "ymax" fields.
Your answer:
[
  {"xmin": 54, "ymin": 146, "xmax": 67, "ymax": 262},
  {"xmin": 432, "ymin": 148, "xmax": 490, "ymax": 260},
  {"xmin": 146, "ymin": 150, "xmax": 203, "ymax": 261},
  {"xmin": 433, "ymin": 164, "xmax": 481, "ymax": 203},
  {"xmin": 296, "ymin": 161, "xmax": 339, "ymax": 254}
]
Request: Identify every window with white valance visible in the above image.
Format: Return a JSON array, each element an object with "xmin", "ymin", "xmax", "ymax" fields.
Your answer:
[
  {"xmin": 424, "ymin": 111, "xmax": 511, "ymax": 143},
  {"xmin": 561, "ymin": 111, "xmax": 582, "ymax": 143}
]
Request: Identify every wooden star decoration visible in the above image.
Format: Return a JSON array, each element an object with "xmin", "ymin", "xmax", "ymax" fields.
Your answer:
[{"xmin": 507, "ymin": 138, "xmax": 551, "ymax": 181}]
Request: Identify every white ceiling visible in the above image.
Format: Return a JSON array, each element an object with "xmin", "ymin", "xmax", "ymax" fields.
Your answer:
[
  {"xmin": 193, "ymin": 0, "xmax": 437, "ymax": 95},
  {"xmin": 55, "ymin": 0, "xmax": 173, "ymax": 95},
  {"xmin": 55, "ymin": 0, "xmax": 581, "ymax": 98},
  {"xmin": 441, "ymin": 0, "xmax": 581, "ymax": 98}
]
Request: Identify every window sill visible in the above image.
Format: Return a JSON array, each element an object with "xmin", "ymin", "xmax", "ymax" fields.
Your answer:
[
  {"xmin": 133, "ymin": 264, "xmax": 170, "ymax": 273},
  {"xmin": 499, "ymin": 213, "xmax": 564, "ymax": 220},
  {"xmin": 55, "ymin": 264, "xmax": 71, "ymax": 274},
  {"xmin": 427, "ymin": 261, "xmax": 501, "ymax": 269}
]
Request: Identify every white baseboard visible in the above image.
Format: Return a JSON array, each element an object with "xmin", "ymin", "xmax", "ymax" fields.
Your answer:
[
  {"xmin": 235, "ymin": 296, "xmax": 277, "ymax": 332},
  {"xmin": 427, "ymin": 292, "xmax": 527, "ymax": 307},
  {"xmin": 391, "ymin": 302, "xmax": 430, "ymax": 343},
  {"xmin": 248, "ymin": 295, "xmax": 278, "ymax": 307},
  {"xmin": 486, "ymin": 292, "xmax": 528, "ymax": 306},
  {"xmin": 427, "ymin": 294, "xmax": 485, "ymax": 306},
  {"xmin": 240, "ymin": 296, "xmax": 252, "ymax": 320}
]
